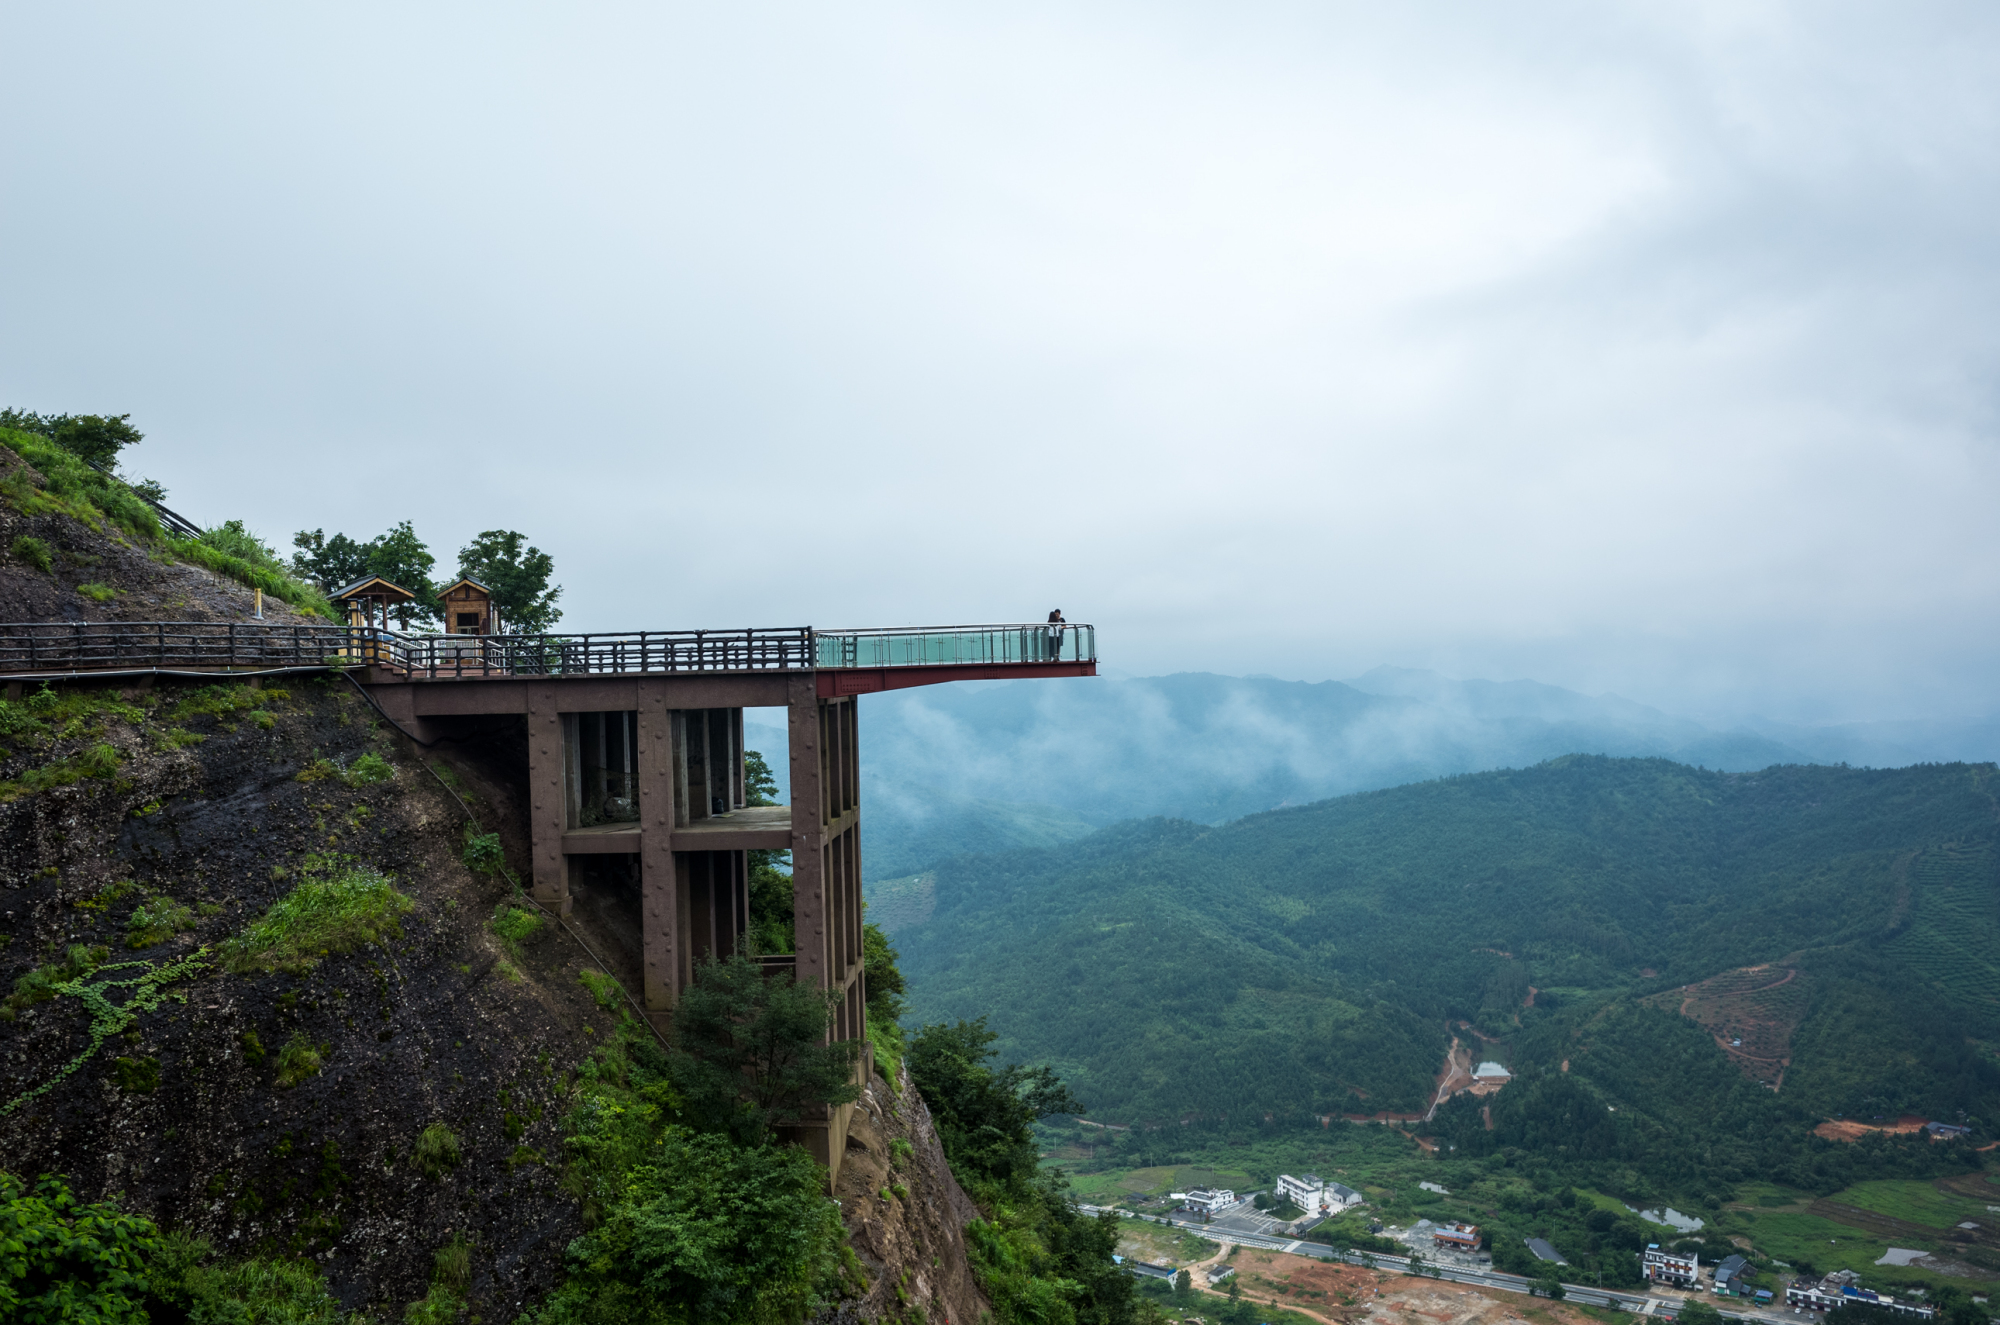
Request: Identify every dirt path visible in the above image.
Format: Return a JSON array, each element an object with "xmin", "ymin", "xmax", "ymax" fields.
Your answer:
[{"xmin": 1427, "ymin": 1037, "xmax": 1473, "ymax": 1121}]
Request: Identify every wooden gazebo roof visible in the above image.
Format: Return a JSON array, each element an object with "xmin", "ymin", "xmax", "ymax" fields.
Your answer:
[{"xmin": 330, "ymin": 575, "xmax": 418, "ymax": 604}]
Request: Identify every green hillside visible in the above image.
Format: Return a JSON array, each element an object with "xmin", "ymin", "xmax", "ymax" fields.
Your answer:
[{"xmin": 887, "ymin": 757, "xmax": 2000, "ymax": 1188}]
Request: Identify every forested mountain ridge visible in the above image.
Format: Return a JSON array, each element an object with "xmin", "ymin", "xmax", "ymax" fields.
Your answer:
[
  {"xmin": 887, "ymin": 757, "xmax": 2000, "ymax": 1145},
  {"xmin": 852, "ymin": 669, "xmax": 2000, "ymax": 880}
]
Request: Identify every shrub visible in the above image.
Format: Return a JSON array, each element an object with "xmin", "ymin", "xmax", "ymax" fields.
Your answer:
[
  {"xmin": 0, "ymin": 742, "xmax": 122, "ymax": 803},
  {"xmin": 198, "ymin": 519, "xmax": 288, "ymax": 573},
  {"xmin": 344, "ymin": 752, "xmax": 394, "ymax": 787},
  {"xmin": 404, "ymin": 1281, "xmax": 465, "ymax": 1325},
  {"xmin": 462, "ymin": 830, "xmax": 505, "ymax": 874},
  {"xmin": 2, "ymin": 943, "xmax": 109, "ymax": 1020},
  {"xmin": 166, "ymin": 683, "xmax": 265, "ymax": 723},
  {"xmin": 114, "ymin": 1055, "xmax": 160, "ymax": 1093},
  {"xmin": 577, "ymin": 967, "xmax": 625, "ymax": 1012},
  {"xmin": 527, "ymin": 1125, "xmax": 843, "ymax": 1324},
  {"xmin": 10, "ymin": 534, "xmax": 51, "ymax": 571},
  {"xmin": 0, "ymin": 1172, "xmax": 160, "ymax": 1322},
  {"xmin": 76, "ymin": 878, "xmax": 140, "ymax": 913},
  {"xmin": 78, "ymin": 742, "xmax": 121, "ymax": 777},
  {"xmin": 0, "ymin": 425, "xmax": 163, "ymax": 543},
  {"xmin": 169, "ymin": 527, "xmax": 335, "ymax": 618},
  {"xmin": 492, "ymin": 903, "xmax": 543, "ymax": 951},
  {"xmin": 219, "ymin": 858, "xmax": 413, "ymax": 974},
  {"xmin": 411, "ymin": 1123, "xmax": 462, "ymax": 1176},
  {"xmin": 149, "ymin": 1231, "xmax": 348, "ymax": 1324},
  {"xmin": 126, "ymin": 894, "xmax": 197, "ymax": 948},
  {"xmin": 433, "ymin": 1234, "xmax": 471, "ymax": 1292},
  {"xmin": 76, "ymin": 581, "xmax": 116, "ymax": 602},
  {"xmin": 274, "ymin": 1034, "xmax": 325, "ymax": 1088}
]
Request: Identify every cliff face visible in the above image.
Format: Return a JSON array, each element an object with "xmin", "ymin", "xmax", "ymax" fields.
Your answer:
[
  {"xmin": 0, "ymin": 677, "xmax": 594, "ymax": 1317},
  {"xmin": 831, "ymin": 1066, "xmax": 992, "ymax": 1325}
]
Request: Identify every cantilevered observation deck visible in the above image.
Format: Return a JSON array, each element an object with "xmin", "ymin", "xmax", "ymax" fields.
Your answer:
[{"xmin": 0, "ymin": 618, "xmax": 1095, "ymax": 1176}]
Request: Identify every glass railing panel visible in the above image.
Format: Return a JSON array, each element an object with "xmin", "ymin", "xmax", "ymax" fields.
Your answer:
[{"xmin": 813, "ymin": 624, "xmax": 1094, "ymax": 668}]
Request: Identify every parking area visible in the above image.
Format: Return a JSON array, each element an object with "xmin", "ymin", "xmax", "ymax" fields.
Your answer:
[{"xmin": 1201, "ymin": 1200, "xmax": 1292, "ymax": 1238}]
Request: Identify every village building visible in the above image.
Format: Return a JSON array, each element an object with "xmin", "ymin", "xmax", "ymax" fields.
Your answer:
[
  {"xmin": 1276, "ymin": 1173, "xmax": 1364, "ymax": 1216},
  {"xmin": 1171, "ymin": 1187, "xmax": 1236, "ymax": 1214},
  {"xmin": 1788, "ymin": 1274, "xmax": 1935, "ymax": 1319},
  {"xmin": 1526, "ymin": 1238, "xmax": 1567, "ymax": 1265},
  {"xmin": 1712, "ymin": 1253, "xmax": 1750, "ymax": 1296},
  {"xmin": 1431, "ymin": 1222, "xmax": 1481, "ymax": 1251},
  {"xmin": 1642, "ymin": 1244, "xmax": 1698, "ymax": 1287}
]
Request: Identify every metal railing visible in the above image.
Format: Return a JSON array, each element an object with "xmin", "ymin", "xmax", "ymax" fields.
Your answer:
[
  {"xmin": 0, "ymin": 621, "xmax": 1094, "ymax": 679},
  {"xmin": 80, "ymin": 458, "xmax": 204, "ymax": 538},
  {"xmin": 396, "ymin": 628, "xmax": 815, "ymax": 678},
  {"xmin": 813, "ymin": 623, "xmax": 1095, "ymax": 669}
]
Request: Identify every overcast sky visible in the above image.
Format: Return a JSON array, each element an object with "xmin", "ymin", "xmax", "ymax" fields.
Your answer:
[{"xmin": 4, "ymin": 2, "xmax": 1997, "ymax": 724}]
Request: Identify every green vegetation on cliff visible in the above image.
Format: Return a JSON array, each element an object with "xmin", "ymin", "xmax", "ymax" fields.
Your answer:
[
  {"xmin": 909, "ymin": 1016, "xmax": 1146, "ymax": 1324},
  {"xmin": 0, "ymin": 420, "xmax": 334, "ymax": 616}
]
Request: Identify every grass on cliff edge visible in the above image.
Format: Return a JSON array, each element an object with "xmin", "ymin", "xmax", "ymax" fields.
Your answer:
[
  {"xmin": 0, "ymin": 426, "xmax": 332, "ymax": 616},
  {"xmin": 221, "ymin": 856, "xmax": 414, "ymax": 974}
]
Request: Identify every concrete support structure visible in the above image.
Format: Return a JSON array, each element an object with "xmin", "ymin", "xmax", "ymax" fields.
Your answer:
[
  {"xmin": 325, "ymin": 628, "xmax": 1093, "ymax": 1181},
  {"xmin": 364, "ymin": 669, "xmax": 879, "ymax": 1175}
]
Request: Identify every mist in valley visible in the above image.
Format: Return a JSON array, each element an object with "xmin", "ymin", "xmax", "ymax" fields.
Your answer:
[{"xmin": 765, "ymin": 669, "xmax": 2000, "ymax": 882}]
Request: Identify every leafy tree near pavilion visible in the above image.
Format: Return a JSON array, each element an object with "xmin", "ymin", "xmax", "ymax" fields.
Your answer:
[
  {"xmin": 292, "ymin": 519, "xmax": 442, "ymax": 628},
  {"xmin": 457, "ymin": 528, "xmax": 561, "ymax": 633}
]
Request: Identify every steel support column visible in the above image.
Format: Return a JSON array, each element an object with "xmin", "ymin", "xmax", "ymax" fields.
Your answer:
[
  {"xmin": 637, "ymin": 681, "xmax": 678, "ymax": 1031},
  {"xmin": 526, "ymin": 684, "xmax": 568, "ymax": 914}
]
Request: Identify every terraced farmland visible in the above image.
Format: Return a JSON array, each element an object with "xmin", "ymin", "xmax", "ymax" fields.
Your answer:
[
  {"xmin": 1648, "ymin": 962, "xmax": 1811, "ymax": 1088},
  {"xmin": 1883, "ymin": 838, "xmax": 2000, "ymax": 1022}
]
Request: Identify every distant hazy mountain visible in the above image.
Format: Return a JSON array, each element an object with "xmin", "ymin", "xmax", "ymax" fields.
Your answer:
[{"xmin": 745, "ymin": 670, "xmax": 2000, "ymax": 880}]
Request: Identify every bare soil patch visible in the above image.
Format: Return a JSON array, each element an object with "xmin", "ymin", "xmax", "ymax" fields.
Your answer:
[
  {"xmin": 1646, "ymin": 961, "xmax": 1808, "ymax": 1089},
  {"xmin": 1209, "ymin": 1252, "xmax": 1606, "ymax": 1325}
]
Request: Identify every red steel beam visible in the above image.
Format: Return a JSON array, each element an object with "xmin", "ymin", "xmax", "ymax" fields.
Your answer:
[{"xmin": 816, "ymin": 661, "xmax": 1095, "ymax": 698}]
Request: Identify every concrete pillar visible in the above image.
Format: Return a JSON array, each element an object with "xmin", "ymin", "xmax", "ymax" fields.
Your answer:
[
  {"xmin": 788, "ymin": 675, "xmax": 826, "ymax": 993},
  {"xmin": 637, "ymin": 681, "xmax": 677, "ymax": 1027},
  {"xmin": 526, "ymin": 684, "xmax": 568, "ymax": 914}
]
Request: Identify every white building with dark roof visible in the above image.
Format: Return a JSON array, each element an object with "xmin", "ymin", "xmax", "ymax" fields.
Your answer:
[
  {"xmin": 1643, "ymin": 1244, "xmax": 1697, "ymax": 1287},
  {"xmin": 1276, "ymin": 1173, "xmax": 1363, "ymax": 1216}
]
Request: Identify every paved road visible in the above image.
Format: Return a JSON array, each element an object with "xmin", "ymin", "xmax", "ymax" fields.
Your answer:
[{"xmin": 1085, "ymin": 1205, "xmax": 1797, "ymax": 1325}]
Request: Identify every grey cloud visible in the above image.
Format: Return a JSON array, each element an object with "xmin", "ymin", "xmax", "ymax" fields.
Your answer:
[{"xmin": 1, "ymin": 2, "xmax": 1996, "ymax": 723}]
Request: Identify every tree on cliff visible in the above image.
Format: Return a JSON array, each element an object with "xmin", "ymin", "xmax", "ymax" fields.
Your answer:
[
  {"xmin": 908, "ymin": 1016, "xmax": 1082, "ymax": 1191},
  {"xmin": 292, "ymin": 519, "xmax": 441, "ymax": 628},
  {"xmin": 0, "ymin": 409, "xmax": 144, "ymax": 469},
  {"xmin": 667, "ymin": 954, "xmax": 860, "ymax": 1146}
]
